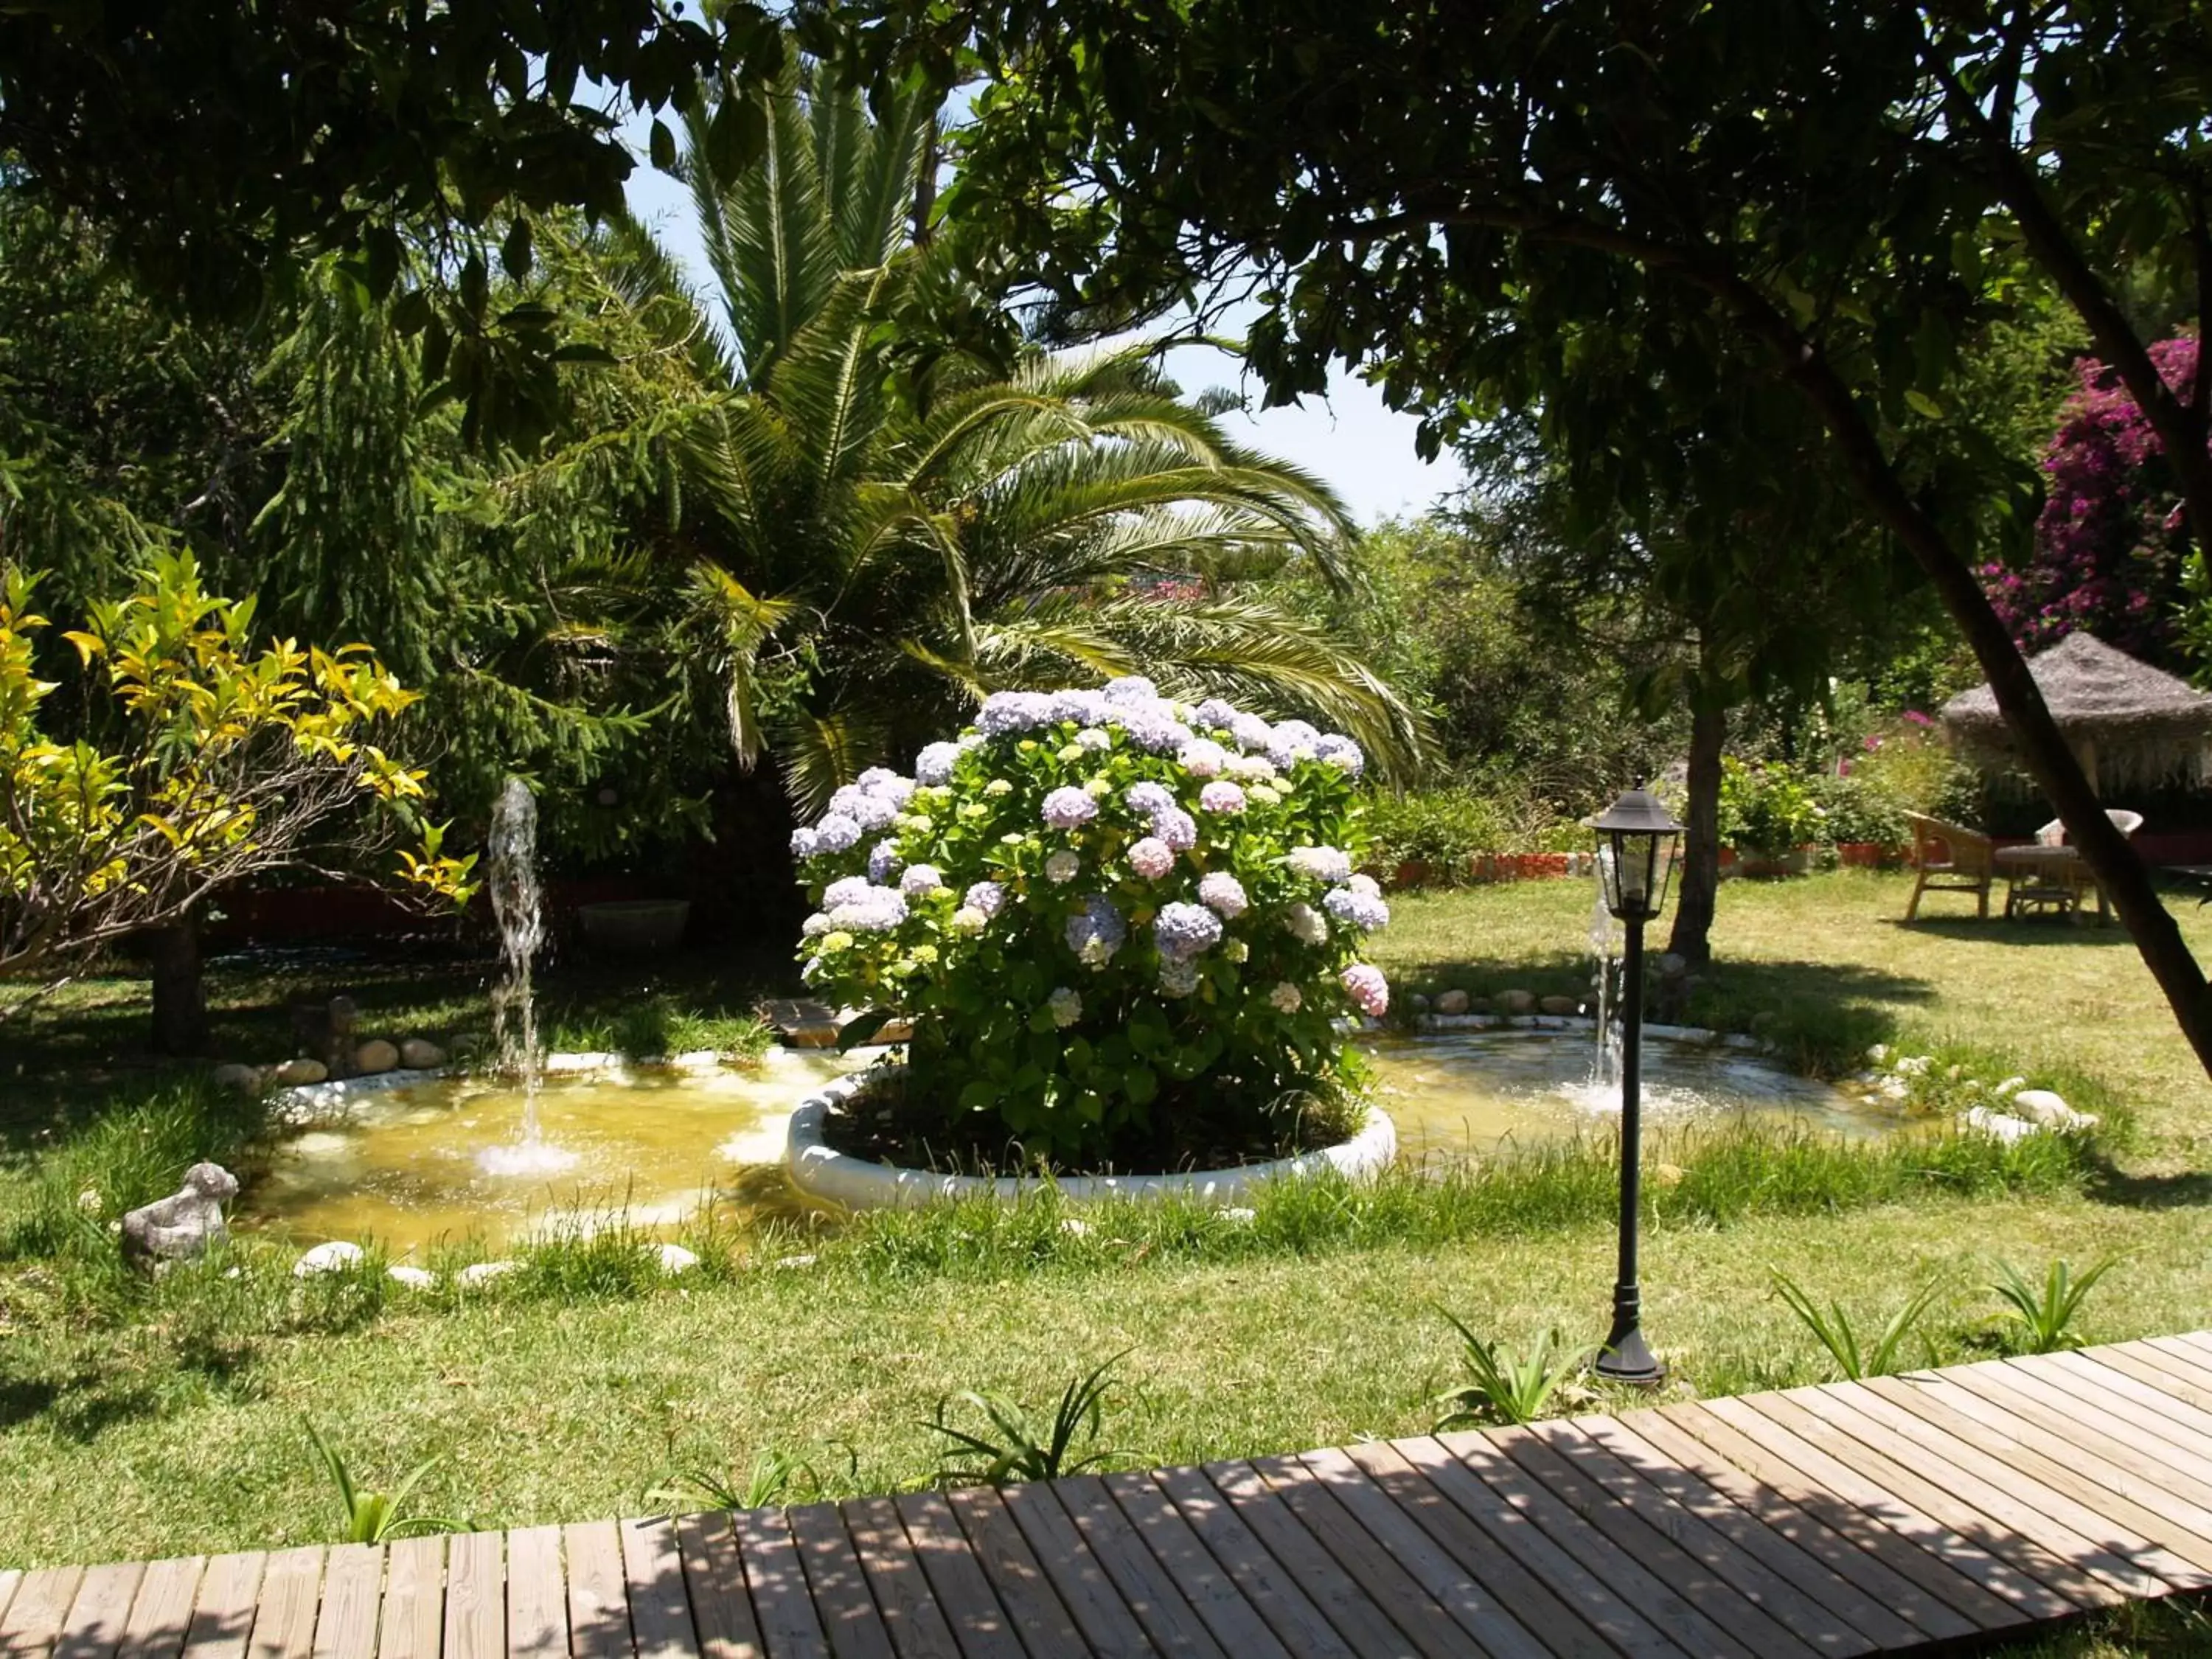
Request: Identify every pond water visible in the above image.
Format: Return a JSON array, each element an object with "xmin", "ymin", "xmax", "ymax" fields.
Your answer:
[
  {"xmin": 244, "ymin": 1049, "xmax": 865, "ymax": 1255},
  {"xmin": 1360, "ymin": 1029, "xmax": 1903, "ymax": 1161}
]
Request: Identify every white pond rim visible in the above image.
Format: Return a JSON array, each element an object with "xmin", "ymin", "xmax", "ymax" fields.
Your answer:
[{"xmin": 782, "ymin": 1067, "xmax": 1399, "ymax": 1210}]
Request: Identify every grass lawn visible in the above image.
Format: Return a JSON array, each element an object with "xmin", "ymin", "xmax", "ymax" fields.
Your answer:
[{"xmin": 4, "ymin": 870, "xmax": 2212, "ymax": 1653}]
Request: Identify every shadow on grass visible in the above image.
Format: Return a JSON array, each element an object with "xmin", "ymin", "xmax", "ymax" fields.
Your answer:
[
  {"xmin": 1896, "ymin": 917, "xmax": 2138, "ymax": 947},
  {"xmin": 2081, "ymin": 1161, "xmax": 2212, "ymax": 1211}
]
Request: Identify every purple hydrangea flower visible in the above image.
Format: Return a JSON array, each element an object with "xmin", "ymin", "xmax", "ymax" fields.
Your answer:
[
  {"xmin": 823, "ymin": 875, "xmax": 874, "ymax": 911},
  {"xmin": 800, "ymin": 912, "xmax": 832, "ymax": 937},
  {"xmin": 868, "ymin": 839, "xmax": 901, "ymax": 883},
  {"xmin": 1124, "ymin": 782, "xmax": 1175, "ymax": 818},
  {"xmin": 900, "ymin": 863, "xmax": 945, "ymax": 897},
  {"xmin": 1051, "ymin": 689, "xmax": 1113, "ymax": 726},
  {"xmin": 828, "ymin": 785, "xmax": 900, "ymax": 831},
  {"xmin": 1120, "ymin": 709, "xmax": 1192, "ymax": 754},
  {"xmin": 964, "ymin": 880, "xmax": 1006, "ymax": 919},
  {"xmin": 1197, "ymin": 871, "xmax": 1249, "ymax": 918},
  {"xmin": 1102, "ymin": 675, "xmax": 1159, "ymax": 704},
  {"xmin": 1177, "ymin": 737, "xmax": 1228, "ymax": 778},
  {"xmin": 1194, "ymin": 698, "xmax": 1243, "ymax": 733},
  {"xmin": 1155, "ymin": 807, "xmax": 1198, "ymax": 851},
  {"xmin": 1065, "ymin": 894, "xmax": 1127, "ymax": 964},
  {"xmin": 790, "ymin": 827, "xmax": 820, "ymax": 858},
  {"xmin": 1341, "ymin": 962, "xmax": 1390, "ymax": 1018},
  {"xmin": 1314, "ymin": 734, "xmax": 1364, "ymax": 776},
  {"xmin": 1199, "ymin": 780, "xmax": 1247, "ymax": 815},
  {"xmin": 914, "ymin": 740, "xmax": 963, "ymax": 785},
  {"xmin": 1155, "ymin": 900, "xmax": 1224, "ymax": 961},
  {"xmin": 856, "ymin": 767, "xmax": 917, "ymax": 804},
  {"xmin": 813, "ymin": 813, "xmax": 862, "ymax": 853},
  {"xmin": 828, "ymin": 885, "xmax": 908, "ymax": 933},
  {"xmin": 1229, "ymin": 712, "xmax": 1274, "ymax": 753},
  {"xmin": 1324, "ymin": 886, "xmax": 1390, "ymax": 931},
  {"xmin": 1127, "ymin": 837, "xmax": 1175, "ymax": 880},
  {"xmin": 1267, "ymin": 719, "xmax": 1323, "ymax": 768},
  {"xmin": 976, "ymin": 691, "xmax": 1056, "ymax": 738},
  {"xmin": 1043, "ymin": 786, "xmax": 1099, "ymax": 830}
]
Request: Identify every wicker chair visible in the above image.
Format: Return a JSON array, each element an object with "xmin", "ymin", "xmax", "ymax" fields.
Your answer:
[{"xmin": 1903, "ymin": 813, "xmax": 1996, "ymax": 920}]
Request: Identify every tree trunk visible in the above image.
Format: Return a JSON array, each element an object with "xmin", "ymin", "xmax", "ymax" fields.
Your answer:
[
  {"xmin": 1666, "ymin": 685, "xmax": 1727, "ymax": 967},
  {"xmin": 147, "ymin": 914, "xmax": 208, "ymax": 1056}
]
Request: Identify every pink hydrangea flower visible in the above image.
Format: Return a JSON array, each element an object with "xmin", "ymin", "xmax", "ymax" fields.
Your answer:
[
  {"xmin": 1340, "ymin": 963, "xmax": 1389, "ymax": 1018},
  {"xmin": 1198, "ymin": 781, "xmax": 1246, "ymax": 815},
  {"xmin": 1127, "ymin": 837, "xmax": 1175, "ymax": 880}
]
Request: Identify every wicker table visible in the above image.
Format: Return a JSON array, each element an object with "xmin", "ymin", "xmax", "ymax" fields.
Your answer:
[{"xmin": 1996, "ymin": 843, "xmax": 2106, "ymax": 921}]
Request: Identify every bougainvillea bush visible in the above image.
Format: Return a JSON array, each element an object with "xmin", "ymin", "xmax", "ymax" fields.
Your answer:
[{"xmin": 789, "ymin": 679, "xmax": 1389, "ymax": 1167}]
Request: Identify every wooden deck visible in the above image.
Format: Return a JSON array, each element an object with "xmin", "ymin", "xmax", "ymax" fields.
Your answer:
[{"xmin": 10, "ymin": 1335, "xmax": 2212, "ymax": 1658}]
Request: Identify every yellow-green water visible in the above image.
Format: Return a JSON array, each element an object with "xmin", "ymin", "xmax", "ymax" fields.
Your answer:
[
  {"xmin": 1360, "ymin": 1029, "xmax": 1901, "ymax": 1161},
  {"xmin": 245, "ymin": 1050, "xmax": 864, "ymax": 1256}
]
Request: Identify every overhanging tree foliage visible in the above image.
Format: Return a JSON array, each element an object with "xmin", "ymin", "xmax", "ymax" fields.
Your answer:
[{"xmin": 808, "ymin": 0, "xmax": 2212, "ymax": 1077}]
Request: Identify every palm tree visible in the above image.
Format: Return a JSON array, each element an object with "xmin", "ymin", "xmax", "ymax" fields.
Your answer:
[{"xmin": 514, "ymin": 60, "xmax": 1425, "ymax": 814}]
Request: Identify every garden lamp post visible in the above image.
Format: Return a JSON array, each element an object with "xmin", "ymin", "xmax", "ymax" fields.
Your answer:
[{"xmin": 1590, "ymin": 780, "xmax": 1683, "ymax": 1385}]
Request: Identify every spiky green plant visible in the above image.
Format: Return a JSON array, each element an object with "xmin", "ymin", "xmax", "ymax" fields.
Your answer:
[
  {"xmin": 643, "ymin": 1448, "xmax": 814, "ymax": 1514},
  {"xmin": 1432, "ymin": 1313, "xmax": 1594, "ymax": 1427},
  {"xmin": 927, "ymin": 1354, "xmax": 1135, "ymax": 1486},
  {"xmin": 302, "ymin": 1419, "xmax": 462, "ymax": 1543},
  {"xmin": 1770, "ymin": 1267, "xmax": 1947, "ymax": 1380},
  {"xmin": 1989, "ymin": 1256, "xmax": 2119, "ymax": 1354}
]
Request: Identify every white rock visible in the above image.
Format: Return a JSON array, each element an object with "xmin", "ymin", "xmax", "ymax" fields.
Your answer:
[
  {"xmin": 273, "ymin": 1057, "xmax": 329, "ymax": 1087},
  {"xmin": 656, "ymin": 1243, "xmax": 700, "ymax": 1275},
  {"xmin": 293, "ymin": 1240, "xmax": 364, "ymax": 1276},
  {"xmin": 1994, "ymin": 1076, "xmax": 2026, "ymax": 1098},
  {"xmin": 1059, "ymin": 1218, "xmax": 1093, "ymax": 1237},
  {"xmin": 458, "ymin": 1260, "xmax": 518, "ymax": 1287},
  {"xmin": 1867, "ymin": 1043, "xmax": 1891, "ymax": 1063},
  {"xmin": 1436, "ymin": 990, "xmax": 1470, "ymax": 1015},
  {"xmin": 399, "ymin": 1038, "xmax": 447, "ymax": 1070},
  {"xmin": 1221, "ymin": 1207, "xmax": 1257, "ymax": 1225},
  {"xmin": 354, "ymin": 1039, "xmax": 400, "ymax": 1075},
  {"xmin": 1893, "ymin": 1054, "xmax": 1931, "ymax": 1077},
  {"xmin": 1963, "ymin": 1106, "xmax": 2037, "ymax": 1144},
  {"xmin": 773, "ymin": 1253, "xmax": 818, "ymax": 1270},
  {"xmin": 211, "ymin": 1062, "xmax": 261, "ymax": 1092},
  {"xmin": 2011, "ymin": 1088, "xmax": 2097, "ymax": 1131},
  {"xmin": 387, "ymin": 1265, "xmax": 437, "ymax": 1290}
]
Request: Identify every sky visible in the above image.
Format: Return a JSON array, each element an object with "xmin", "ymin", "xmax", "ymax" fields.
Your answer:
[{"xmin": 619, "ymin": 160, "xmax": 1465, "ymax": 526}]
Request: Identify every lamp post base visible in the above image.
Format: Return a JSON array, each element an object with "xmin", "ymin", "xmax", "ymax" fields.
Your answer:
[{"xmin": 1595, "ymin": 1322, "xmax": 1667, "ymax": 1387}]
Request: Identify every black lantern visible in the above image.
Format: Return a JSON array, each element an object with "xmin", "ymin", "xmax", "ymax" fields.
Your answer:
[{"xmin": 1589, "ymin": 780, "xmax": 1683, "ymax": 1385}]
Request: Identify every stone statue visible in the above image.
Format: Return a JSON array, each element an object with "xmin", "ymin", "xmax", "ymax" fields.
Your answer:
[
  {"xmin": 288, "ymin": 995, "xmax": 360, "ymax": 1079},
  {"xmin": 121, "ymin": 1162, "xmax": 239, "ymax": 1269}
]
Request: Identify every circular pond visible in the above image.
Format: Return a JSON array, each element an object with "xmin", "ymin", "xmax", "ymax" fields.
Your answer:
[
  {"xmin": 1361, "ymin": 1027, "xmax": 1904, "ymax": 1160},
  {"xmin": 245, "ymin": 1049, "xmax": 864, "ymax": 1253}
]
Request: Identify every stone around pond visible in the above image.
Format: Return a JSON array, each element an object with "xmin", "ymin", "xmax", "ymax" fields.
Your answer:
[
  {"xmin": 1434, "ymin": 990, "xmax": 1471, "ymax": 1015},
  {"xmin": 656, "ymin": 1243, "xmax": 700, "ymax": 1275},
  {"xmin": 293, "ymin": 1240, "xmax": 364, "ymax": 1276},
  {"xmin": 355, "ymin": 1040, "xmax": 399, "ymax": 1074},
  {"xmin": 387, "ymin": 1265, "xmax": 437, "ymax": 1290},
  {"xmin": 274, "ymin": 1058, "xmax": 329, "ymax": 1086},
  {"xmin": 458, "ymin": 1260, "xmax": 518, "ymax": 1287},
  {"xmin": 2010, "ymin": 1088, "xmax": 2098, "ymax": 1130},
  {"xmin": 211, "ymin": 1062, "xmax": 261, "ymax": 1093},
  {"xmin": 1499, "ymin": 990, "xmax": 1537, "ymax": 1015},
  {"xmin": 1538, "ymin": 995, "xmax": 1579, "ymax": 1016},
  {"xmin": 122, "ymin": 1162, "xmax": 238, "ymax": 1269},
  {"xmin": 399, "ymin": 1038, "xmax": 447, "ymax": 1069}
]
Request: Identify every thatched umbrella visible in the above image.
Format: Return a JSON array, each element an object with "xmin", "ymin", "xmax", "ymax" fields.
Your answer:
[{"xmin": 1940, "ymin": 632, "xmax": 2212, "ymax": 792}]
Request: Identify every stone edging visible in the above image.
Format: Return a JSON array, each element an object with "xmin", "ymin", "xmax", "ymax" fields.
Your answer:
[
  {"xmin": 784, "ymin": 1067, "xmax": 1399, "ymax": 1209},
  {"xmin": 1412, "ymin": 1012, "xmax": 1781, "ymax": 1054}
]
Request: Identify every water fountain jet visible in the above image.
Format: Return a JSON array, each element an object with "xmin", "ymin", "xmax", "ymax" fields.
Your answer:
[{"xmin": 479, "ymin": 776, "xmax": 578, "ymax": 1177}]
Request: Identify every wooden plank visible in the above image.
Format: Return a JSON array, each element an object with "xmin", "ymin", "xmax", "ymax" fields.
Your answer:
[
  {"xmin": 565, "ymin": 1522, "xmax": 634, "ymax": 1659},
  {"xmin": 375, "ymin": 1540, "xmax": 444, "ymax": 1659},
  {"xmin": 672, "ymin": 1514, "xmax": 764, "ymax": 1659},
  {"xmin": 1793, "ymin": 1387, "xmax": 2158, "ymax": 1603},
  {"xmin": 117, "ymin": 1559, "xmax": 205, "ymax": 1659},
  {"xmin": 3, "ymin": 1568, "xmax": 86, "ymax": 1659},
  {"xmin": 2031, "ymin": 1353, "xmax": 2212, "ymax": 1468},
  {"xmin": 504, "ymin": 1529, "xmax": 566, "ymax": 1659},
  {"xmin": 729, "ymin": 1509, "xmax": 830, "ymax": 1659},
  {"xmin": 836, "ymin": 1501, "xmax": 960, "ymax": 1659},
  {"xmin": 994, "ymin": 1481, "xmax": 1158, "ymax": 1659},
  {"xmin": 886, "ymin": 1495, "xmax": 1025, "ymax": 1659},
  {"xmin": 1050, "ymin": 1476, "xmax": 1230, "ymax": 1658},
  {"xmin": 181, "ymin": 1557, "xmax": 265, "ymax": 1659},
  {"xmin": 1099, "ymin": 1473, "xmax": 1298, "ymax": 1659},
  {"xmin": 443, "ymin": 1533, "xmax": 507, "ymax": 1659},
  {"xmin": 1202, "ymin": 1461, "xmax": 1425, "ymax": 1659},
  {"xmin": 1749, "ymin": 1390, "xmax": 2110, "ymax": 1610},
  {"xmin": 1658, "ymin": 1403, "xmax": 2020, "ymax": 1634},
  {"xmin": 1297, "ymin": 1444, "xmax": 1559, "ymax": 1659},
  {"xmin": 1813, "ymin": 1384, "xmax": 2185, "ymax": 1600},
  {"xmin": 1576, "ymin": 1416, "xmax": 1920, "ymax": 1652},
  {"xmin": 938, "ymin": 1489, "xmax": 1085, "ymax": 1659},
  {"xmin": 620, "ymin": 1519, "xmax": 700, "ymax": 1659},
  {"xmin": 1725, "ymin": 1398, "xmax": 2070, "ymax": 1619},
  {"xmin": 1147, "ymin": 1468, "xmax": 1354, "ymax": 1659},
  {"xmin": 1496, "ymin": 1424, "xmax": 1812, "ymax": 1658},
  {"xmin": 1696, "ymin": 1396, "xmax": 2055, "ymax": 1624},
  {"xmin": 248, "ymin": 1550, "xmax": 326, "ymax": 1659},
  {"xmin": 2098, "ymin": 1343, "xmax": 2212, "ymax": 1413},
  {"xmin": 312, "ymin": 1548, "xmax": 383, "ymax": 1659},
  {"xmin": 783, "ymin": 1506, "xmax": 893, "ymax": 1659},
  {"xmin": 0, "ymin": 1577, "xmax": 20, "ymax": 1635},
  {"xmin": 1528, "ymin": 1419, "xmax": 1874, "ymax": 1657},
  {"xmin": 56, "ymin": 1562, "xmax": 145, "ymax": 1659},
  {"xmin": 1394, "ymin": 1433, "xmax": 1679, "ymax": 1659},
  {"xmin": 1336, "ymin": 1441, "xmax": 1615, "ymax": 1659},
  {"xmin": 1247, "ymin": 1453, "xmax": 1503, "ymax": 1659},
  {"xmin": 2146, "ymin": 1334, "xmax": 2212, "ymax": 1386}
]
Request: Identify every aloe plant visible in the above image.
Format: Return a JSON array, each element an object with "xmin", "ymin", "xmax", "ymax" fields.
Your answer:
[
  {"xmin": 1770, "ymin": 1268, "xmax": 1946, "ymax": 1381},
  {"xmin": 303, "ymin": 1419, "xmax": 462, "ymax": 1543},
  {"xmin": 643, "ymin": 1449, "xmax": 813, "ymax": 1514},
  {"xmin": 1432, "ymin": 1312, "xmax": 1593, "ymax": 1428},
  {"xmin": 928, "ymin": 1354, "xmax": 1134, "ymax": 1486},
  {"xmin": 1990, "ymin": 1256, "xmax": 2118, "ymax": 1354}
]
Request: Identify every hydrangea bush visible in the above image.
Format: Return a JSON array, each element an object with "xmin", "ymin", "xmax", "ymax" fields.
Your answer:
[{"xmin": 790, "ymin": 680, "xmax": 1389, "ymax": 1164}]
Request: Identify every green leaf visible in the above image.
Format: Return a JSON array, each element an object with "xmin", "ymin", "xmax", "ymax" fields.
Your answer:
[{"xmin": 649, "ymin": 118, "xmax": 678, "ymax": 173}]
